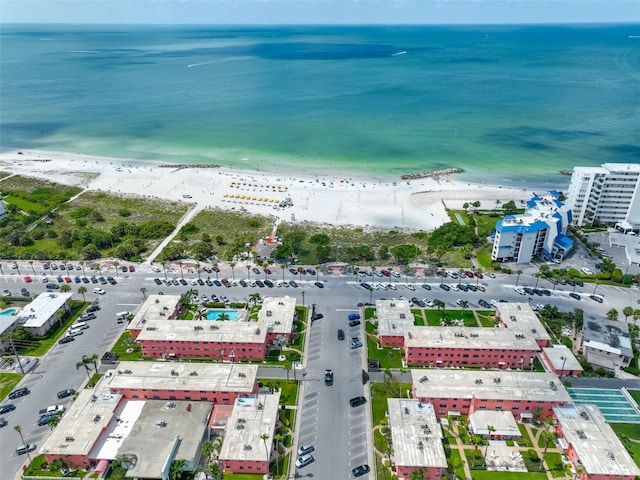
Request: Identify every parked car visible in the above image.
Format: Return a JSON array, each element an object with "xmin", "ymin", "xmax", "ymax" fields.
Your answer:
[
  {"xmin": 314, "ymin": 281, "xmax": 324, "ymax": 288},
  {"xmin": 295, "ymin": 453, "xmax": 315, "ymax": 468},
  {"xmin": 0, "ymin": 417, "xmax": 7, "ymax": 427},
  {"xmin": 569, "ymin": 292, "xmax": 581, "ymax": 300},
  {"xmin": 421, "ymin": 284, "xmax": 431, "ymax": 290},
  {"xmin": 337, "ymin": 329, "xmax": 345, "ymax": 340},
  {"xmin": 349, "ymin": 396, "xmax": 367, "ymax": 407},
  {"xmin": 56, "ymin": 389, "xmax": 76, "ymax": 399},
  {"xmin": 324, "ymin": 369, "xmax": 334, "ymax": 386},
  {"xmin": 16, "ymin": 443, "xmax": 37, "ymax": 455},
  {"xmin": 348, "ymin": 313, "xmax": 361, "ymax": 321},
  {"xmin": 8, "ymin": 387, "xmax": 30, "ymax": 400},
  {"xmin": 298, "ymin": 444, "xmax": 315, "ymax": 455},
  {"xmin": 590, "ymin": 295, "xmax": 604, "ymax": 303},
  {"xmin": 350, "ymin": 337, "xmax": 363, "ymax": 349},
  {"xmin": 0, "ymin": 404, "xmax": 16, "ymax": 414},
  {"xmin": 349, "ymin": 319, "xmax": 361, "ymax": 327},
  {"xmin": 352, "ymin": 465, "xmax": 371, "ymax": 477},
  {"xmin": 58, "ymin": 336, "xmax": 75, "ymax": 345},
  {"xmin": 93, "ymin": 288, "xmax": 106, "ymax": 295}
]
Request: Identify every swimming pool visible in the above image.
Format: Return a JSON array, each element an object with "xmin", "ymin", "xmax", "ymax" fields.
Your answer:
[
  {"xmin": 567, "ymin": 388, "xmax": 640, "ymax": 423},
  {"xmin": 206, "ymin": 309, "xmax": 240, "ymax": 321},
  {"xmin": 0, "ymin": 308, "xmax": 17, "ymax": 316},
  {"xmin": 454, "ymin": 213, "xmax": 466, "ymax": 226}
]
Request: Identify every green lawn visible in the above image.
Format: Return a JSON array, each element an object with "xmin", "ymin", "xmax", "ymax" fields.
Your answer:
[
  {"xmin": 448, "ymin": 448, "xmax": 466, "ymax": 480},
  {"xmin": 370, "ymin": 382, "xmax": 412, "ymax": 426},
  {"xmin": 517, "ymin": 424, "xmax": 534, "ymax": 448},
  {"xmin": 610, "ymin": 423, "xmax": 640, "ymax": 467},
  {"xmin": 477, "ymin": 312, "xmax": 497, "ymax": 327},
  {"xmin": 257, "ymin": 379, "xmax": 299, "ymax": 406},
  {"xmin": 0, "ymin": 372, "xmax": 23, "ymax": 400},
  {"xmin": 366, "ymin": 336, "xmax": 403, "ymax": 368},
  {"xmin": 110, "ymin": 331, "xmax": 142, "ymax": 361},
  {"xmin": 222, "ymin": 474, "xmax": 264, "ymax": 480},
  {"xmin": 374, "ymin": 428, "xmax": 390, "ymax": 454},
  {"xmin": 628, "ymin": 390, "xmax": 640, "ymax": 406},
  {"xmin": 544, "ymin": 452, "xmax": 565, "ymax": 478},
  {"xmin": 424, "ymin": 309, "xmax": 477, "ymax": 327}
]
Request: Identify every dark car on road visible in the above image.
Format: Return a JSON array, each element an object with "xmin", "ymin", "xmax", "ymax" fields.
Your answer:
[
  {"xmin": 289, "ymin": 280, "xmax": 298, "ymax": 287},
  {"xmin": 324, "ymin": 369, "xmax": 334, "ymax": 386},
  {"xmin": 58, "ymin": 336, "xmax": 75, "ymax": 345},
  {"xmin": 569, "ymin": 293, "xmax": 581, "ymax": 300},
  {"xmin": 421, "ymin": 284, "xmax": 431, "ymax": 290},
  {"xmin": 252, "ymin": 268, "xmax": 261, "ymax": 275},
  {"xmin": 439, "ymin": 284, "xmax": 450, "ymax": 291},
  {"xmin": 337, "ymin": 329, "xmax": 345, "ymax": 340},
  {"xmin": 315, "ymin": 281, "xmax": 324, "ymax": 288},
  {"xmin": 9, "ymin": 387, "xmax": 30, "ymax": 400},
  {"xmin": 57, "ymin": 389, "xmax": 76, "ymax": 399},
  {"xmin": 350, "ymin": 396, "xmax": 367, "ymax": 407},
  {"xmin": 264, "ymin": 279, "xmax": 274, "ymax": 288},
  {"xmin": 352, "ymin": 465, "xmax": 371, "ymax": 477},
  {"xmin": 590, "ymin": 295, "xmax": 603, "ymax": 303},
  {"xmin": 255, "ymin": 280, "xmax": 264, "ymax": 287},
  {"xmin": 289, "ymin": 268, "xmax": 298, "ymax": 275},
  {"xmin": 0, "ymin": 404, "xmax": 16, "ymax": 414}
]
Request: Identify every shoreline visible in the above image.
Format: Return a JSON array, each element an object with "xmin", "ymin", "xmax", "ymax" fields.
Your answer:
[{"xmin": 0, "ymin": 148, "xmax": 538, "ymax": 231}]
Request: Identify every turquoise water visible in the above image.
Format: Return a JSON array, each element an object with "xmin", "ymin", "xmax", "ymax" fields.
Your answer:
[
  {"xmin": 0, "ymin": 308, "xmax": 18, "ymax": 316},
  {"xmin": 1, "ymin": 24, "xmax": 638, "ymax": 186},
  {"xmin": 206, "ymin": 309, "xmax": 240, "ymax": 321},
  {"xmin": 567, "ymin": 388, "xmax": 640, "ymax": 423}
]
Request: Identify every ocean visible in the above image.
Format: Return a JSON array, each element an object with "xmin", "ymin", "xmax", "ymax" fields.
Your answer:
[{"xmin": 0, "ymin": 24, "xmax": 638, "ymax": 186}]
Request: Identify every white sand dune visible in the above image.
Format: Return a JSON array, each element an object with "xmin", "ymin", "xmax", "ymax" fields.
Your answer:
[{"xmin": 0, "ymin": 149, "xmax": 533, "ymax": 231}]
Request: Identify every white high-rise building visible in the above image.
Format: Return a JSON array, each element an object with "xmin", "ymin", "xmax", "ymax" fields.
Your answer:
[
  {"xmin": 566, "ymin": 163, "xmax": 640, "ymax": 231},
  {"xmin": 491, "ymin": 191, "xmax": 573, "ymax": 264}
]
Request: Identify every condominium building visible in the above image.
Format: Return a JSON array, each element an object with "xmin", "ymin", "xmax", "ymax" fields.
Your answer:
[
  {"xmin": 553, "ymin": 404, "xmax": 640, "ymax": 480},
  {"xmin": 376, "ymin": 299, "xmax": 414, "ymax": 347},
  {"xmin": 566, "ymin": 163, "xmax": 640, "ymax": 231},
  {"xmin": 411, "ymin": 370, "xmax": 571, "ymax": 421},
  {"xmin": 491, "ymin": 191, "xmax": 573, "ymax": 264},
  {"xmin": 387, "ymin": 399, "xmax": 447, "ymax": 480},
  {"xmin": 495, "ymin": 303, "xmax": 551, "ymax": 347},
  {"xmin": 403, "ymin": 326, "xmax": 539, "ymax": 368}
]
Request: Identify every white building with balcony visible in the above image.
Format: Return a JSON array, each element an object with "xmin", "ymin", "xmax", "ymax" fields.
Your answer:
[
  {"xmin": 491, "ymin": 191, "xmax": 573, "ymax": 264},
  {"xmin": 566, "ymin": 163, "xmax": 640, "ymax": 231}
]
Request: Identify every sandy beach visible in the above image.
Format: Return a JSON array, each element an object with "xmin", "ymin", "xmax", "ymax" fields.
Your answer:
[{"xmin": 0, "ymin": 149, "xmax": 535, "ymax": 231}]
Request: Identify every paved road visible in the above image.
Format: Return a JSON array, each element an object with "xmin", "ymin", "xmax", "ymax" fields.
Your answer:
[{"xmin": 1, "ymin": 261, "xmax": 638, "ymax": 476}]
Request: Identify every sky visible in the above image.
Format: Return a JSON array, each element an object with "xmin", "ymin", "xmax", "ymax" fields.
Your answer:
[{"xmin": 1, "ymin": 0, "xmax": 639, "ymax": 24}]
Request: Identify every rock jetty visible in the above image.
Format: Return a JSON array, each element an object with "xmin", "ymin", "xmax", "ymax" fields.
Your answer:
[{"xmin": 401, "ymin": 167, "xmax": 461, "ymax": 180}]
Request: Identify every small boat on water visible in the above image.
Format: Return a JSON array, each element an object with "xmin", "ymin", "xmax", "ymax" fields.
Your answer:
[{"xmin": 392, "ymin": 50, "xmax": 407, "ymax": 56}]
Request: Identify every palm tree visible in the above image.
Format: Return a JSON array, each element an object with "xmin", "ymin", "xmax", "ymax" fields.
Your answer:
[
  {"xmin": 140, "ymin": 287, "xmax": 147, "ymax": 300},
  {"xmin": 161, "ymin": 261, "xmax": 168, "ymax": 279},
  {"xmin": 14, "ymin": 424, "xmax": 32, "ymax": 462},
  {"xmin": 540, "ymin": 429, "xmax": 557, "ymax": 467},
  {"xmin": 230, "ymin": 262, "xmax": 236, "ymax": 280},
  {"xmin": 85, "ymin": 353, "xmax": 99, "ymax": 373},
  {"xmin": 29, "ymin": 260, "xmax": 35, "ymax": 275},
  {"xmin": 79, "ymin": 261, "xmax": 86, "ymax": 275},
  {"xmin": 459, "ymin": 300, "xmax": 469, "ymax": 313},
  {"xmin": 178, "ymin": 261, "xmax": 184, "ymax": 279},
  {"xmin": 218, "ymin": 313, "xmax": 230, "ymax": 321},
  {"xmin": 354, "ymin": 267, "xmax": 360, "ymax": 282},
  {"xmin": 78, "ymin": 286, "xmax": 87, "ymax": 301},
  {"xmin": 169, "ymin": 459, "xmax": 186, "ymax": 480},
  {"xmin": 213, "ymin": 263, "xmax": 219, "ymax": 280},
  {"xmin": 273, "ymin": 432, "xmax": 285, "ymax": 476},
  {"xmin": 60, "ymin": 284, "xmax": 71, "ymax": 293},
  {"xmin": 76, "ymin": 358, "xmax": 92, "ymax": 381},
  {"xmin": 260, "ymin": 433, "xmax": 270, "ymax": 464},
  {"xmin": 113, "ymin": 260, "xmax": 120, "ymax": 277},
  {"xmin": 249, "ymin": 292, "xmax": 261, "ymax": 306},
  {"xmin": 194, "ymin": 308, "xmax": 207, "ymax": 321},
  {"xmin": 315, "ymin": 266, "xmax": 320, "ymax": 282},
  {"xmin": 246, "ymin": 264, "xmax": 251, "ymax": 281},
  {"xmin": 470, "ymin": 435, "xmax": 482, "ymax": 467},
  {"xmin": 634, "ymin": 309, "xmax": 640, "ymax": 327},
  {"xmin": 195, "ymin": 262, "xmax": 201, "ymax": 279},
  {"xmin": 607, "ymin": 308, "xmax": 619, "ymax": 321},
  {"xmin": 515, "ymin": 269, "xmax": 523, "ymax": 287},
  {"xmin": 284, "ymin": 363, "xmax": 292, "ymax": 381},
  {"xmin": 623, "ymin": 306, "xmax": 634, "ymax": 321},
  {"xmin": 297, "ymin": 266, "xmax": 304, "ymax": 281},
  {"xmin": 281, "ymin": 264, "xmax": 286, "ymax": 281}
]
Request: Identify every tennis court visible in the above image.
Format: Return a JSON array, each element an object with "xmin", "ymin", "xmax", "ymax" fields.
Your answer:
[{"xmin": 567, "ymin": 388, "xmax": 640, "ymax": 423}]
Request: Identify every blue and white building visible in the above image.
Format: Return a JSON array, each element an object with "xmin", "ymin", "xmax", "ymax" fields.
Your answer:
[{"xmin": 491, "ymin": 191, "xmax": 573, "ymax": 264}]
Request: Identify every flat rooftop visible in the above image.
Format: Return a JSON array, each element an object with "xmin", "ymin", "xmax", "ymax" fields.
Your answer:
[
  {"xmin": 387, "ymin": 399, "xmax": 447, "ymax": 469},
  {"xmin": 18, "ymin": 292, "xmax": 73, "ymax": 328},
  {"xmin": 469, "ymin": 410, "xmax": 520, "ymax": 437},
  {"xmin": 218, "ymin": 393, "xmax": 281, "ymax": 464},
  {"xmin": 258, "ymin": 296, "xmax": 296, "ymax": 336},
  {"xmin": 128, "ymin": 295, "xmax": 180, "ymax": 330},
  {"xmin": 583, "ymin": 318, "xmax": 633, "ymax": 358},
  {"xmin": 554, "ymin": 404, "xmax": 640, "ymax": 477},
  {"xmin": 134, "ymin": 318, "xmax": 267, "ymax": 344},
  {"xmin": 119, "ymin": 400, "xmax": 212, "ymax": 479},
  {"xmin": 404, "ymin": 326, "xmax": 539, "ymax": 351},
  {"xmin": 105, "ymin": 361, "xmax": 258, "ymax": 394},
  {"xmin": 495, "ymin": 303, "xmax": 551, "ymax": 344},
  {"xmin": 376, "ymin": 300, "xmax": 414, "ymax": 337},
  {"xmin": 542, "ymin": 346, "xmax": 583, "ymax": 372},
  {"xmin": 41, "ymin": 385, "xmax": 123, "ymax": 458},
  {"xmin": 411, "ymin": 370, "xmax": 572, "ymax": 403}
]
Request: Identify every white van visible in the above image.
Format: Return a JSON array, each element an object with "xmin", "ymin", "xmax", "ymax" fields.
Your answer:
[
  {"xmin": 73, "ymin": 321, "xmax": 89, "ymax": 330},
  {"xmin": 93, "ymin": 288, "xmax": 106, "ymax": 295},
  {"xmin": 66, "ymin": 328, "xmax": 83, "ymax": 337},
  {"xmin": 116, "ymin": 311, "xmax": 131, "ymax": 320}
]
